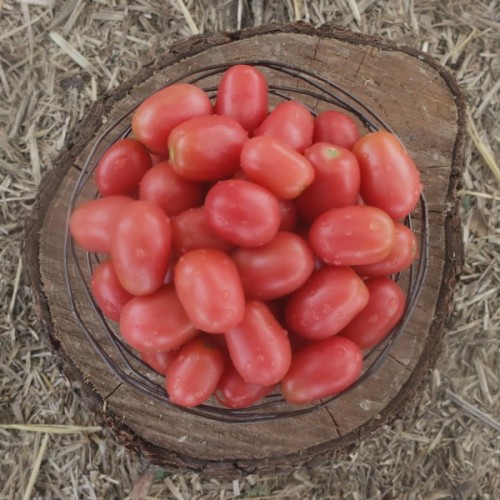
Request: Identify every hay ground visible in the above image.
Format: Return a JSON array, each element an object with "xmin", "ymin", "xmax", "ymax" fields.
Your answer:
[{"xmin": 0, "ymin": 0, "xmax": 499, "ymax": 498}]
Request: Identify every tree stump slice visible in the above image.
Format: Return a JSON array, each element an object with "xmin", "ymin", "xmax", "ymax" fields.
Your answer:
[{"xmin": 24, "ymin": 24, "xmax": 465, "ymax": 477}]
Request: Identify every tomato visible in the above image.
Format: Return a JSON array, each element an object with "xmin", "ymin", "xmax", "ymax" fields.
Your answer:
[
  {"xmin": 225, "ymin": 301, "xmax": 292, "ymax": 386},
  {"xmin": 352, "ymin": 130, "xmax": 422, "ymax": 219},
  {"xmin": 285, "ymin": 266, "xmax": 369, "ymax": 340},
  {"xmin": 205, "ymin": 179, "xmax": 281, "ymax": 247},
  {"xmin": 354, "ymin": 222, "xmax": 418, "ymax": 277},
  {"xmin": 254, "ymin": 100, "xmax": 313, "ymax": 153},
  {"xmin": 240, "ymin": 136, "xmax": 315, "ymax": 199},
  {"xmin": 111, "ymin": 200, "xmax": 171, "ymax": 296},
  {"xmin": 313, "ymin": 110, "xmax": 361, "ymax": 150},
  {"xmin": 339, "ymin": 277, "xmax": 406, "ymax": 349},
  {"xmin": 174, "ymin": 249, "xmax": 245, "ymax": 333},
  {"xmin": 90, "ymin": 259, "xmax": 133, "ymax": 322},
  {"xmin": 296, "ymin": 143, "xmax": 360, "ymax": 223},
  {"xmin": 132, "ymin": 83, "xmax": 212, "ymax": 156},
  {"xmin": 214, "ymin": 65, "xmax": 268, "ymax": 133},
  {"xmin": 139, "ymin": 160, "xmax": 203, "ymax": 217},
  {"xmin": 120, "ymin": 285, "xmax": 198, "ymax": 353},
  {"xmin": 69, "ymin": 195, "xmax": 134, "ymax": 253},
  {"xmin": 141, "ymin": 349, "xmax": 179, "ymax": 375},
  {"xmin": 95, "ymin": 138, "xmax": 151, "ymax": 196},
  {"xmin": 168, "ymin": 115, "xmax": 248, "ymax": 181},
  {"xmin": 216, "ymin": 363, "xmax": 275, "ymax": 409},
  {"xmin": 278, "ymin": 199, "xmax": 298, "ymax": 231},
  {"xmin": 232, "ymin": 232, "xmax": 315, "ymax": 300},
  {"xmin": 281, "ymin": 336, "xmax": 363, "ymax": 404},
  {"xmin": 166, "ymin": 336, "xmax": 225, "ymax": 408},
  {"xmin": 309, "ymin": 206, "xmax": 396, "ymax": 266}
]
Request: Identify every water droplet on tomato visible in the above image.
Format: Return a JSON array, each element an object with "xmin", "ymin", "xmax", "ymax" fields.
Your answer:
[
  {"xmin": 369, "ymin": 222, "xmax": 379, "ymax": 231},
  {"xmin": 113, "ymin": 156, "xmax": 127, "ymax": 172},
  {"xmin": 190, "ymin": 354, "xmax": 200, "ymax": 362},
  {"xmin": 256, "ymin": 354, "xmax": 265, "ymax": 364},
  {"xmin": 224, "ymin": 309, "xmax": 234, "ymax": 319},
  {"xmin": 136, "ymin": 247, "xmax": 146, "ymax": 258},
  {"xmin": 389, "ymin": 297, "xmax": 399, "ymax": 311},
  {"xmin": 222, "ymin": 289, "xmax": 230, "ymax": 301},
  {"xmin": 355, "ymin": 251, "xmax": 364, "ymax": 258},
  {"xmin": 345, "ymin": 214, "xmax": 352, "ymax": 220},
  {"xmin": 322, "ymin": 304, "xmax": 332, "ymax": 314},
  {"xmin": 368, "ymin": 314, "xmax": 378, "ymax": 324},
  {"xmin": 144, "ymin": 339, "xmax": 153, "ymax": 348},
  {"xmin": 333, "ymin": 260, "xmax": 342, "ymax": 266}
]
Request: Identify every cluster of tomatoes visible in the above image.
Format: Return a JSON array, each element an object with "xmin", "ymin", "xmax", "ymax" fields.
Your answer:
[{"xmin": 69, "ymin": 65, "xmax": 422, "ymax": 409}]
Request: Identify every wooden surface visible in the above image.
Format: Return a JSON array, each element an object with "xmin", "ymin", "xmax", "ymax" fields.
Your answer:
[{"xmin": 24, "ymin": 24, "xmax": 465, "ymax": 477}]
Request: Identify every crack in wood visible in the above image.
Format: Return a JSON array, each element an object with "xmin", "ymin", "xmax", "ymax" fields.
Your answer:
[
  {"xmin": 323, "ymin": 405, "xmax": 342, "ymax": 436},
  {"xmin": 388, "ymin": 353, "xmax": 412, "ymax": 372},
  {"xmin": 103, "ymin": 381, "xmax": 123, "ymax": 400}
]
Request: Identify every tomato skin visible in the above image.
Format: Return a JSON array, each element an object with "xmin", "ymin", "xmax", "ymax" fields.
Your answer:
[
  {"xmin": 296, "ymin": 143, "xmax": 360, "ymax": 223},
  {"xmin": 278, "ymin": 199, "xmax": 298, "ymax": 231},
  {"xmin": 120, "ymin": 285, "xmax": 198, "ymax": 353},
  {"xmin": 111, "ymin": 200, "xmax": 172, "ymax": 296},
  {"xmin": 354, "ymin": 222, "xmax": 418, "ymax": 277},
  {"xmin": 90, "ymin": 259, "xmax": 134, "ymax": 322},
  {"xmin": 214, "ymin": 65, "xmax": 268, "ymax": 133},
  {"xmin": 240, "ymin": 136, "xmax": 315, "ymax": 199},
  {"xmin": 309, "ymin": 205, "xmax": 396, "ymax": 266},
  {"xmin": 285, "ymin": 266, "xmax": 369, "ymax": 340},
  {"xmin": 281, "ymin": 336, "xmax": 363, "ymax": 404},
  {"xmin": 131, "ymin": 83, "xmax": 212, "ymax": 156},
  {"xmin": 166, "ymin": 336, "xmax": 225, "ymax": 407},
  {"xmin": 139, "ymin": 160, "xmax": 203, "ymax": 217},
  {"xmin": 141, "ymin": 349, "xmax": 179, "ymax": 375},
  {"xmin": 313, "ymin": 110, "xmax": 361, "ymax": 150},
  {"xmin": 70, "ymin": 195, "xmax": 134, "ymax": 254},
  {"xmin": 254, "ymin": 100, "xmax": 313, "ymax": 153},
  {"xmin": 174, "ymin": 249, "xmax": 245, "ymax": 333},
  {"xmin": 205, "ymin": 179, "xmax": 281, "ymax": 247},
  {"xmin": 232, "ymin": 232, "xmax": 315, "ymax": 300},
  {"xmin": 352, "ymin": 130, "xmax": 421, "ymax": 219},
  {"xmin": 168, "ymin": 115, "xmax": 248, "ymax": 181},
  {"xmin": 225, "ymin": 301, "xmax": 292, "ymax": 386}
]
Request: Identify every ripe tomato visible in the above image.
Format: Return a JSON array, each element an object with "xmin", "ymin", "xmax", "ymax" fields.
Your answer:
[
  {"xmin": 139, "ymin": 160, "xmax": 203, "ymax": 217},
  {"xmin": 352, "ymin": 130, "xmax": 422, "ymax": 219},
  {"xmin": 174, "ymin": 249, "xmax": 245, "ymax": 333},
  {"xmin": 214, "ymin": 65, "xmax": 268, "ymax": 133},
  {"xmin": 166, "ymin": 336, "xmax": 225, "ymax": 408},
  {"xmin": 281, "ymin": 336, "xmax": 363, "ymax": 404},
  {"xmin": 69, "ymin": 195, "xmax": 134, "ymax": 254},
  {"xmin": 168, "ymin": 115, "xmax": 248, "ymax": 181},
  {"xmin": 120, "ymin": 285, "xmax": 198, "ymax": 353},
  {"xmin": 354, "ymin": 222, "xmax": 418, "ymax": 277},
  {"xmin": 278, "ymin": 199, "xmax": 298, "ymax": 231},
  {"xmin": 254, "ymin": 100, "xmax": 313, "ymax": 153},
  {"xmin": 340, "ymin": 277, "xmax": 406, "ymax": 349},
  {"xmin": 296, "ymin": 143, "xmax": 360, "ymax": 223},
  {"xmin": 141, "ymin": 349, "xmax": 179, "ymax": 375},
  {"xmin": 131, "ymin": 83, "xmax": 212, "ymax": 156},
  {"xmin": 313, "ymin": 110, "xmax": 361, "ymax": 150},
  {"xmin": 232, "ymin": 231, "xmax": 315, "ymax": 300},
  {"xmin": 205, "ymin": 179, "xmax": 281, "ymax": 247},
  {"xmin": 309, "ymin": 205, "xmax": 396, "ymax": 266},
  {"xmin": 225, "ymin": 301, "xmax": 292, "ymax": 386},
  {"xmin": 91, "ymin": 259, "xmax": 133, "ymax": 322},
  {"xmin": 285, "ymin": 266, "xmax": 369, "ymax": 340},
  {"xmin": 240, "ymin": 136, "xmax": 315, "ymax": 199},
  {"xmin": 111, "ymin": 200, "xmax": 171, "ymax": 296},
  {"xmin": 95, "ymin": 138, "xmax": 151, "ymax": 196}
]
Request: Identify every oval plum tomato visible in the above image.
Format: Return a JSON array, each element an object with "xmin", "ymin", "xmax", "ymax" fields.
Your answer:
[
  {"xmin": 141, "ymin": 349, "xmax": 179, "ymax": 375},
  {"xmin": 240, "ymin": 136, "xmax": 315, "ymax": 199},
  {"xmin": 205, "ymin": 179, "xmax": 281, "ymax": 247},
  {"xmin": 168, "ymin": 115, "xmax": 248, "ymax": 181},
  {"xmin": 296, "ymin": 143, "xmax": 360, "ymax": 223},
  {"xmin": 232, "ymin": 232, "xmax": 315, "ymax": 300},
  {"xmin": 354, "ymin": 222, "xmax": 418, "ymax": 277},
  {"xmin": 225, "ymin": 301, "xmax": 292, "ymax": 386},
  {"xmin": 120, "ymin": 285, "xmax": 198, "ymax": 353},
  {"xmin": 111, "ymin": 200, "xmax": 171, "ymax": 296},
  {"xmin": 352, "ymin": 130, "xmax": 422, "ymax": 219},
  {"xmin": 309, "ymin": 205, "xmax": 396, "ymax": 266},
  {"xmin": 281, "ymin": 336, "xmax": 363, "ymax": 404},
  {"xmin": 69, "ymin": 195, "xmax": 134, "ymax": 254},
  {"xmin": 131, "ymin": 83, "xmax": 212, "ymax": 156},
  {"xmin": 174, "ymin": 249, "xmax": 245, "ymax": 333},
  {"xmin": 91, "ymin": 259, "xmax": 133, "ymax": 322},
  {"xmin": 214, "ymin": 65, "xmax": 268, "ymax": 133},
  {"xmin": 95, "ymin": 138, "xmax": 152, "ymax": 196},
  {"xmin": 339, "ymin": 277, "xmax": 406, "ymax": 350},
  {"xmin": 139, "ymin": 160, "xmax": 203, "ymax": 217},
  {"xmin": 313, "ymin": 110, "xmax": 361, "ymax": 150},
  {"xmin": 278, "ymin": 199, "xmax": 298, "ymax": 231},
  {"xmin": 166, "ymin": 336, "xmax": 225, "ymax": 408},
  {"xmin": 254, "ymin": 100, "xmax": 313, "ymax": 153},
  {"xmin": 285, "ymin": 266, "xmax": 369, "ymax": 340}
]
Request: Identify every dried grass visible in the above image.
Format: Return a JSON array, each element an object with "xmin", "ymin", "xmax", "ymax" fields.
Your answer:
[{"xmin": 1, "ymin": 0, "xmax": 499, "ymax": 498}]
